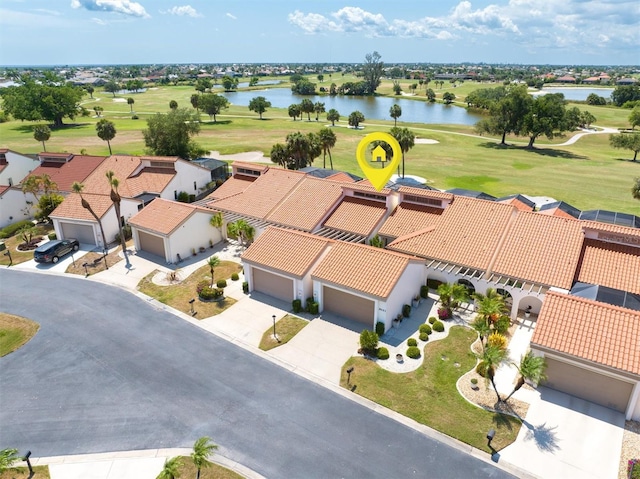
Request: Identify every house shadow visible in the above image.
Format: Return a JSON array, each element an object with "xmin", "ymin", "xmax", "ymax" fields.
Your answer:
[{"xmin": 380, "ymin": 297, "xmax": 435, "ymax": 347}]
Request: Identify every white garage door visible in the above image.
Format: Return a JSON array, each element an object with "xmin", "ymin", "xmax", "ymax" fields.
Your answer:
[
  {"xmin": 322, "ymin": 286, "xmax": 375, "ymax": 326},
  {"xmin": 60, "ymin": 222, "xmax": 95, "ymax": 245},
  {"xmin": 545, "ymin": 357, "xmax": 633, "ymax": 413},
  {"xmin": 138, "ymin": 231, "xmax": 166, "ymax": 259},
  {"xmin": 252, "ymin": 268, "xmax": 294, "ymax": 302}
]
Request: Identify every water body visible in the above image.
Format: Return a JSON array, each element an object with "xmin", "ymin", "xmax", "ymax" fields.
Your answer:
[
  {"xmin": 533, "ymin": 87, "xmax": 614, "ymax": 101},
  {"xmin": 222, "ymin": 88, "xmax": 483, "ymax": 126}
]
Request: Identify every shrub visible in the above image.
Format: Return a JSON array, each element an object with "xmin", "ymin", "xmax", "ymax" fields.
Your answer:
[
  {"xmin": 419, "ymin": 332, "xmax": 429, "ymax": 342},
  {"xmin": 476, "ymin": 361, "xmax": 487, "ymax": 377},
  {"xmin": 0, "ymin": 111, "xmax": 10, "ymax": 123},
  {"xmin": 494, "ymin": 315, "xmax": 511, "ymax": 334},
  {"xmin": 242, "ymin": 281, "xmax": 249, "ymax": 293},
  {"xmin": 216, "ymin": 279, "xmax": 227, "ymax": 288},
  {"xmin": 377, "ymin": 347, "xmax": 390, "ymax": 360},
  {"xmin": 115, "ymin": 224, "xmax": 132, "ymax": 243},
  {"xmin": 406, "ymin": 346, "xmax": 421, "ymax": 359},
  {"xmin": 48, "ymin": 232, "xmax": 57, "ymax": 240},
  {"xmin": 628, "ymin": 459, "xmax": 640, "ymax": 479},
  {"xmin": 428, "ymin": 316, "xmax": 437, "ymax": 325},
  {"xmin": 198, "ymin": 286, "xmax": 223, "ymax": 300},
  {"xmin": 308, "ymin": 301, "xmax": 319, "ymax": 315},
  {"xmin": 375, "ymin": 321, "xmax": 385, "ymax": 336},
  {"xmin": 419, "ymin": 323, "xmax": 432, "ymax": 335},
  {"xmin": 231, "ymin": 272, "xmax": 239, "ymax": 281},
  {"xmin": 437, "ymin": 307, "xmax": 451, "ymax": 320},
  {"xmin": 487, "ymin": 333, "xmax": 508, "ymax": 350},
  {"xmin": 177, "ymin": 191, "xmax": 190, "ymax": 203},
  {"xmin": 420, "ymin": 284, "xmax": 429, "ymax": 298},
  {"xmin": 0, "ymin": 219, "xmax": 33, "ymax": 239},
  {"xmin": 402, "ymin": 304, "xmax": 411, "ymax": 318},
  {"xmin": 196, "ymin": 280, "xmax": 209, "ymax": 294},
  {"xmin": 471, "ymin": 378, "xmax": 478, "ymax": 385},
  {"xmin": 407, "ymin": 338, "xmax": 418, "ymax": 347},
  {"xmin": 359, "ymin": 329, "xmax": 379, "ymax": 354},
  {"xmin": 292, "ymin": 299, "xmax": 302, "ymax": 313},
  {"xmin": 305, "ymin": 297, "xmax": 315, "ymax": 312},
  {"xmin": 433, "ymin": 320, "xmax": 445, "ymax": 332},
  {"xmin": 132, "ymin": 114, "xmax": 139, "ymax": 119}
]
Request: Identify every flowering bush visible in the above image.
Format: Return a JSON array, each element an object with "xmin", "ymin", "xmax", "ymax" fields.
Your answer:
[
  {"xmin": 629, "ymin": 459, "xmax": 640, "ymax": 479},
  {"xmin": 437, "ymin": 307, "xmax": 451, "ymax": 320}
]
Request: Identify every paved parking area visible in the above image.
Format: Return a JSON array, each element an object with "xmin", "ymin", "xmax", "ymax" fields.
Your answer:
[{"xmin": 13, "ymin": 243, "xmax": 93, "ymax": 274}]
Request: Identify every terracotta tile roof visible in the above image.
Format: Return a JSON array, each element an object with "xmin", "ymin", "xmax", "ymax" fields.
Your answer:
[
  {"xmin": 25, "ymin": 155, "xmax": 107, "ymax": 192},
  {"xmin": 0, "ymin": 185, "xmax": 9, "ymax": 195},
  {"xmin": 497, "ymin": 196, "xmax": 535, "ymax": 212},
  {"xmin": 209, "ymin": 168, "xmax": 306, "ymax": 219},
  {"xmin": 140, "ymin": 156, "xmax": 178, "ymax": 163},
  {"xmin": 539, "ymin": 206, "xmax": 578, "ymax": 220},
  {"xmin": 39, "ymin": 152, "xmax": 72, "ymax": 159},
  {"xmin": 205, "ymin": 175, "xmax": 255, "ymax": 201},
  {"xmin": 490, "ymin": 211, "xmax": 584, "ymax": 289},
  {"xmin": 323, "ymin": 197, "xmax": 387, "ymax": 236},
  {"xmin": 389, "ymin": 197, "xmax": 515, "ymax": 270},
  {"xmin": 312, "ymin": 242, "xmax": 420, "ymax": 299},
  {"xmin": 232, "ymin": 161, "xmax": 269, "ymax": 173},
  {"xmin": 398, "ymin": 186, "xmax": 453, "ymax": 201},
  {"xmin": 378, "ymin": 202, "xmax": 444, "ymax": 239},
  {"xmin": 125, "ymin": 167, "xmax": 176, "ymax": 197},
  {"xmin": 325, "ymin": 172, "xmax": 357, "ymax": 183},
  {"xmin": 128, "ymin": 198, "xmax": 200, "ymax": 235},
  {"xmin": 241, "ymin": 227, "xmax": 332, "ymax": 278},
  {"xmin": 266, "ymin": 177, "xmax": 344, "ymax": 231},
  {"xmin": 532, "ymin": 292, "xmax": 640, "ymax": 376},
  {"xmin": 582, "ymin": 221, "xmax": 640, "ymax": 239},
  {"xmin": 576, "ymin": 239, "xmax": 640, "ymax": 295},
  {"xmin": 347, "ymin": 181, "xmax": 392, "ymax": 195},
  {"xmin": 49, "ymin": 193, "xmax": 113, "ymax": 221}
]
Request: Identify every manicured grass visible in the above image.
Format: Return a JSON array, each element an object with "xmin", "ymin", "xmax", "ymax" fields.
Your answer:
[
  {"xmin": 0, "ymin": 225, "xmax": 54, "ymax": 267},
  {"xmin": 259, "ymin": 314, "xmax": 309, "ymax": 351},
  {"xmin": 0, "ymin": 465, "xmax": 50, "ymax": 478},
  {"xmin": 172, "ymin": 457, "xmax": 245, "ymax": 479},
  {"xmin": 0, "ymin": 313, "xmax": 39, "ymax": 357},
  {"xmin": 137, "ymin": 261, "xmax": 241, "ymax": 317},
  {"xmin": 341, "ymin": 326, "xmax": 521, "ymax": 452}
]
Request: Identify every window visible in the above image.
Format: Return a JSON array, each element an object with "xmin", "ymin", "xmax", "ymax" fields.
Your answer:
[
  {"xmin": 194, "ymin": 181, "xmax": 197, "ymax": 191},
  {"xmin": 404, "ymin": 194, "xmax": 442, "ymax": 207},
  {"xmin": 353, "ymin": 191, "xmax": 386, "ymax": 202}
]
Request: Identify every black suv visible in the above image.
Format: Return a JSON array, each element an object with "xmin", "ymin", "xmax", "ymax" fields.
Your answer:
[{"xmin": 34, "ymin": 239, "xmax": 80, "ymax": 264}]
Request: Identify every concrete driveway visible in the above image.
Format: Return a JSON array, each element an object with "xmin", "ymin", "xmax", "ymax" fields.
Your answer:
[
  {"xmin": 499, "ymin": 387, "xmax": 625, "ymax": 479},
  {"xmin": 13, "ymin": 242, "xmax": 93, "ymax": 274}
]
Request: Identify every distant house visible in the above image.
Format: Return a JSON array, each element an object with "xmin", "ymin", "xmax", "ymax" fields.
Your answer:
[
  {"xmin": 555, "ymin": 75, "xmax": 576, "ymax": 84},
  {"xmin": 617, "ymin": 78, "xmax": 638, "ymax": 86}
]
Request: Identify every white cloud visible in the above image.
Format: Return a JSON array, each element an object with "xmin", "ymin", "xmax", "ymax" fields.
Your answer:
[
  {"xmin": 91, "ymin": 17, "xmax": 108, "ymax": 25},
  {"xmin": 70, "ymin": 0, "xmax": 149, "ymax": 19},
  {"xmin": 164, "ymin": 5, "xmax": 202, "ymax": 18},
  {"xmin": 226, "ymin": 12, "xmax": 236, "ymax": 20}
]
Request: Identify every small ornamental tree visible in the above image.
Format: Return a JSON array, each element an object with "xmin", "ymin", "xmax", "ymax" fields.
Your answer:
[
  {"xmin": 359, "ymin": 329, "xmax": 378, "ymax": 355},
  {"xmin": 33, "ymin": 124, "xmax": 51, "ymax": 151}
]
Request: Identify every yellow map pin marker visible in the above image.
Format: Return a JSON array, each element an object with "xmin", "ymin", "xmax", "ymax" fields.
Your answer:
[{"xmin": 356, "ymin": 132, "xmax": 402, "ymax": 191}]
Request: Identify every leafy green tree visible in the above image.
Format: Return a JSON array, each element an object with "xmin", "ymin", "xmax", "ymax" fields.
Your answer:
[
  {"xmin": 157, "ymin": 456, "xmax": 182, "ymax": 479},
  {"xmin": 169, "ymin": 100, "xmax": 178, "ymax": 110},
  {"xmin": 143, "ymin": 108, "xmax": 202, "ymax": 159},
  {"xmin": 314, "ymin": 101, "xmax": 325, "ymax": 121},
  {"xmin": 22, "ymin": 173, "xmax": 57, "ymax": 203},
  {"xmin": 190, "ymin": 94, "xmax": 199, "ymax": 113},
  {"xmin": 633, "ymin": 178, "xmax": 640, "ymax": 201},
  {"xmin": 610, "ymin": 132, "xmax": 640, "ymax": 161},
  {"xmin": 36, "ymin": 193, "xmax": 64, "ymax": 221},
  {"xmin": 96, "ymin": 119, "xmax": 116, "ymax": 155},
  {"xmin": 317, "ymin": 74, "xmax": 324, "ymax": 82},
  {"xmin": 270, "ymin": 143, "xmax": 289, "ymax": 168},
  {"xmin": 326, "ymin": 108, "xmax": 340, "ymax": 126},
  {"xmin": 0, "ymin": 448, "xmax": 19, "ymax": 473},
  {"xmin": 104, "ymin": 80, "xmax": 120, "ymax": 97},
  {"xmin": 85, "ymin": 85, "xmax": 94, "ymax": 98},
  {"xmin": 290, "ymin": 79, "xmax": 316, "ymax": 95},
  {"xmin": 105, "ymin": 171, "xmax": 130, "ymax": 267},
  {"xmin": 191, "ymin": 436, "xmax": 218, "ymax": 479},
  {"xmin": 249, "ymin": 76, "xmax": 259, "ymax": 87},
  {"xmin": 199, "ymin": 93, "xmax": 229, "ymax": 122},
  {"xmin": 359, "ymin": 329, "xmax": 379, "ymax": 354},
  {"xmin": 195, "ymin": 78, "xmax": 213, "ymax": 94},
  {"xmin": 389, "ymin": 104, "xmax": 402, "ymax": 126},
  {"xmin": 629, "ymin": 106, "xmax": 640, "ymax": 129},
  {"xmin": 580, "ymin": 110, "xmax": 596, "ymax": 128},
  {"xmin": 390, "ymin": 126, "xmax": 415, "ymax": 178},
  {"xmin": 521, "ymin": 93, "xmax": 568, "ymax": 148},
  {"xmin": 504, "ymin": 350, "xmax": 547, "ymax": 402},
  {"xmin": 474, "ymin": 85, "xmax": 531, "ymax": 144},
  {"xmin": 33, "ymin": 124, "xmax": 51, "ymax": 151},
  {"xmin": 300, "ymin": 98, "xmax": 314, "ymax": 121},
  {"xmin": 348, "ymin": 110, "xmax": 365, "ymax": 129},
  {"xmin": 127, "ymin": 97, "xmax": 135, "ymax": 112},
  {"xmin": 470, "ymin": 315, "xmax": 491, "ymax": 347},
  {"xmin": 437, "ymin": 282, "xmax": 468, "ymax": 316},
  {"xmin": 476, "ymin": 344, "xmax": 507, "ymax": 402},
  {"xmin": 207, "ymin": 256, "xmax": 220, "ymax": 287},
  {"xmin": 248, "ymin": 96, "xmax": 272, "ymax": 120},
  {"xmin": 442, "ymin": 92, "xmax": 456, "ymax": 104},
  {"xmin": 611, "ymin": 85, "xmax": 640, "ymax": 107},
  {"xmin": 94, "ymin": 106, "xmax": 104, "ymax": 117},
  {"xmin": 392, "ymin": 80, "xmax": 402, "ymax": 95},
  {"xmin": 586, "ymin": 93, "xmax": 606, "ymax": 106},
  {"xmin": 72, "ymin": 181, "xmax": 108, "ymax": 249},
  {"xmin": 221, "ymin": 75, "xmax": 238, "ymax": 91},
  {"xmin": 125, "ymin": 79, "xmax": 143, "ymax": 92},
  {"xmin": 318, "ymin": 127, "xmax": 337, "ymax": 169},
  {"xmin": 426, "ymin": 88, "xmax": 436, "ymax": 102},
  {"xmin": 362, "ymin": 51, "xmax": 384, "ymax": 95},
  {"xmin": 270, "ymin": 132, "xmax": 321, "ymax": 170},
  {"xmin": 288, "ymin": 103, "xmax": 301, "ymax": 121}
]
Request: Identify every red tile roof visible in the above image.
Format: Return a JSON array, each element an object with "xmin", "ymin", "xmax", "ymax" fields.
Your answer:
[
  {"xmin": 325, "ymin": 172, "xmax": 357, "ymax": 183},
  {"xmin": 346, "ymin": 181, "xmax": 392, "ymax": 195},
  {"xmin": 498, "ymin": 197, "xmax": 534, "ymax": 212},
  {"xmin": 539, "ymin": 207, "xmax": 577, "ymax": 220},
  {"xmin": 311, "ymin": 242, "xmax": 420, "ymax": 299},
  {"xmin": 490, "ymin": 212, "xmax": 584, "ymax": 289},
  {"xmin": 582, "ymin": 221, "xmax": 640, "ymax": 239},
  {"xmin": 232, "ymin": 161, "xmax": 269, "ymax": 173},
  {"xmin": 398, "ymin": 186, "xmax": 453, "ymax": 201},
  {"xmin": 576, "ymin": 239, "xmax": 640, "ymax": 295},
  {"xmin": 378, "ymin": 202, "xmax": 444, "ymax": 239},
  {"xmin": 532, "ymin": 292, "xmax": 640, "ymax": 376},
  {"xmin": 205, "ymin": 175, "xmax": 255, "ymax": 201},
  {"xmin": 128, "ymin": 198, "xmax": 201, "ymax": 235},
  {"xmin": 25, "ymin": 155, "xmax": 107, "ymax": 192},
  {"xmin": 0, "ymin": 185, "xmax": 10, "ymax": 195},
  {"xmin": 125, "ymin": 167, "xmax": 176, "ymax": 197},
  {"xmin": 242, "ymin": 227, "xmax": 332, "ymax": 277},
  {"xmin": 49, "ymin": 193, "xmax": 113, "ymax": 221},
  {"xmin": 323, "ymin": 197, "xmax": 387, "ymax": 236}
]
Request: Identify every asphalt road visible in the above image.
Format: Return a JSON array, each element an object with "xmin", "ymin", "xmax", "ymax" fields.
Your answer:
[{"xmin": 0, "ymin": 269, "xmax": 515, "ymax": 478}]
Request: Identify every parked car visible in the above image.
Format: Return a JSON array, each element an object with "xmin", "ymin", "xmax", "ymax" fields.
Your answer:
[{"xmin": 34, "ymin": 239, "xmax": 79, "ymax": 264}]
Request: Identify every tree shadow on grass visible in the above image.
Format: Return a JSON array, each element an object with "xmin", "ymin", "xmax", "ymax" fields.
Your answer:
[
  {"xmin": 613, "ymin": 157, "xmax": 639, "ymax": 163},
  {"xmin": 11, "ymin": 123, "xmax": 90, "ymax": 133},
  {"xmin": 202, "ymin": 120, "xmax": 232, "ymax": 126},
  {"xmin": 480, "ymin": 141, "xmax": 589, "ymax": 160}
]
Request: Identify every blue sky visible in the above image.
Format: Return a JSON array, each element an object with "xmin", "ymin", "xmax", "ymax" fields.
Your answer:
[{"xmin": 0, "ymin": 0, "xmax": 638, "ymax": 66}]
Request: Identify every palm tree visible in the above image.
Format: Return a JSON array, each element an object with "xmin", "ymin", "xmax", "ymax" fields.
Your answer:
[
  {"xmin": 474, "ymin": 288, "xmax": 507, "ymax": 326},
  {"xmin": 390, "ymin": 126, "xmax": 415, "ymax": 178},
  {"xmin": 326, "ymin": 108, "xmax": 340, "ymax": 126},
  {"xmin": 314, "ymin": 101, "xmax": 325, "ymax": 121},
  {"xmin": 207, "ymin": 256, "xmax": 220, "ymax": 287},
  {"xmin": 633, "ymin": 177, "xmax": 640, "ymax": 201},
  {"xmin": 318, "ymin": 127, "xmax": 337, "ymax": 169},
  {"xmin": 105, "ymin": 171, "xmax": 130, "ymax": 268},
  {"xmin": 72, "ymin": 181, "xmax": 108, "ymax": 256},
  {"xmin": 436, "ymin": 282, "xmax": 468, "ymax": 316},
  {"xmin": 191, "ymin": 436, "xmax": 218, "ymax": 479},
  {"xmin": 288, "ymin": 103, "xmax": 301, "ymax": 121},
  {"xmin": 96, "ymin": 119, "xmax": 116, "ymax": 155},
  {"xmin": 477, "ymin": 344, "xmax": 507, "ymax": 403},
  {"xmin": 270, "ymin": 143, "xmax": 289, "ymax": 168},
  {"xmin": 157, "ymin": 456, "xmax": 182, "ymax": 479},
  {"xmin": 209, "ymin": 212, "xmax": 223, "ymax": 238},
  {"xmin": 470, "ymin": 315, "xmax": 491, "ymax": 348},
  {"xmin": 229, "ymin": 219, "xmax": 255, "ymax": 247},
  {"xmin": 33, "ymin": 124, "xmax": 51, "ymax": 151},
  {"xmin": 389, "ymin": 104, "xmax": 402, "ymax": 126},
  {"xmin": 300, "ymin": 98, "xmax": 314, "ymax": 121},
  {"xmin": 22, "ymin": 174, "xmax": 58, "ymax": 203},
  {"xmin": 348, "ymin": 111, "xmax": 365, "ymax": 129},
  {"xmin": 504, "ymin": 351, "xmax": 547, "ymax": 402},
  {"xmin": 127, "ymin": 97, "xmax": 135, "ymax": 112}
]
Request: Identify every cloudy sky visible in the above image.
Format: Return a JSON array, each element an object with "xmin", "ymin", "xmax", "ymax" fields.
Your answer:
[{"xmin": 0, "ymin": 0, "xmax": 638, "ymax": 66}]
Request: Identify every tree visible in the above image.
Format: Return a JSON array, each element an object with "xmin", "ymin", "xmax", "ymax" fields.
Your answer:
[
  {"xmin": 521, "ymin": 93, "xmax": 568, "ymax": 148},
  {"xmin": 190, "ymin": 94, "xmax": 199, "ymax": 113},
  {"xmin": 318, "ymin": 127, "xmax": 337, "ymax": 169},
  {"xmin": 249, "ymin": 76, "xmax": 259, "ymax": 87},
  {"xmin": 96, "ymin": 119, "xmax": 116, "ymax": 155},
  {"xmin": 314, "ymin": 101, "xmax": 325, "ymax": 121},
  {"xmin": 390, "ymin": 126, "xmax": 415, "ymax": 178},
  {"xmin": 348, "ymin": 111, "xmax": 365, "ymax": 129},
  {"xmin": 22, "ymin": 173, "xmax": 57, "ymax": 202},
  {"xmin": 359, "ymin": 329, "xmax": 379, "ymax": 355},
  {"xmin": 143, "ymin": 108, "xmax": 203, "ymax": 159},
  {"xmin": 362, "ymin": 51, "xmax": 384, "ymax": 95},
  {"xmin": 158, "ymin": 456, "xmax": 183, "ymax": 479},
  {"xmin": 473, "ymin": 288, "xmax": 507, "ymax": 326},
  {"xmin": 72, "ymin": 181, "xmax": 108, "ymax": 250},
  {"xmin": 586, "ymin": 93, "xmax": 606, "ymax": 106},
  {"xmin": 227, "ymin": 219, "xmax": 255, "ymax": 247},
  {"xmin": 474, "ymin": 85, "xmax": 531, "ymax": 145},
  {"xmin": 169, "ymin": 100, "xmax": 178, "ymax": 110},
  {"xmin": 580, "ymin": 110, "xmax": 596, "ymax": 129},
  {"xmin": 610, "ymin": 132, "xmax": 640, "ymax": 161},
  {"xmin": 426, "ymin": 88, "xmax": 436, "ymax": 102},
  {"xmin": 317, "ymin": 74, "xmax": 324, "ymax": 83},
  {"xmin": 476, "ymin": 344, "xmax": 507, "ymax": 403},
  {"xmin": 288, "ymin": 103, "xmax": 301, "ymax": 121},
  {"xmin": 630, "ymin": 106, "xmax": 640, "ymax": 129},
  {"xmin": 207, "ymin": 256, "xmax": 220, "ymax": 287},
  {"xmin": 85, "ymin": 85, "xmax": 94, "ymax": 99},
  {"xmin": 389, "ymin": 104, "xmax": 402, "ymax": 126},
  {"xmin": 291, "ymin": 79, "xmax": 317, "ymax": 95},
  {"xmin": 36, "ymin": 192, "xmax": 64, "ymax": 221},
  {"xmin": 437, "ymin": 282, "xmax": 468, "ymax": 316},
  {"xmin": 270, "ymin": 143, "xmax": 289, "ymax": 168},
  {"xmin": 299, "ymin": 98, "xmax": 314, "ymax": 121},
  {"xmin": 248, "ymin": 96, "xmax": 272, "ymax": 120},
  {"xmin": 0, "ymin": 449, "xmax": 19, "ymax": 473},
  {"xmin": 33, "ymin": 124, "xmax": 51, "ymax": 151},
  {"xmin": 191, "ymin": 436, "xmax": 218, "ymax": 479},
  {"xmin": 127, "ymin": 97, "xmax": 135, "ymax": 112},
  {"xmin": 326, "ymin": 108, "xmax": 340, "ymax": 126},
  {"xmin": 94, "ymin": 106, "xmax": 104, "ymax": 118},
  {"xmin": 270, "ymin": 132, "xmax": 321, "ymax": 170},
  {"xmin": 504, "ymin": 350, "xmax": 547, "ymax": 402},
  {"xmin": 199, "ymin": 94, "xmax": 229, "ymax": 122},
  {"xmin": 442, "ymin": 92, "xmax": 456, "ymax": 104},
  {"xmin": 633, "ymin": 178, "xmax": 640, "ymax": 201},
  {"xmin": 210, "ymin": 212, "xmax": 223, "ymax": 238},
  {"xmin": 105, "ymin": 171, "xmax": 130, "ymax": 267},
  {"xmin": 392, "ymin": 80, "xmax": 402, "ymax": 95},
  {"xmin": 221, "ymin": 75, "xmax": 238, "ymax": 91},
  {"xmin": 104, "ymin": 80, "xmax": 120, "ymax": 97},
  {"xmin": 611, "ymin": 85, "xmax": 640, "ymax": 107},
  {"xmin": 195, "ymin": 78, "xmax": 212, "ymax": 94},
  {"xmin": 470, "ymin": 315, "xmax": 492, "ymax": 347}
]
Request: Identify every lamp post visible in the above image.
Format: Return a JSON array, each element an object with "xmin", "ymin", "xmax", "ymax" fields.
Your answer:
[
  {"xmin": 3, "ymin": 250, "xmax": 12, "ymax": 267},
  {"xmin": 272, "ymin": 314, "xmax": 277, "ymax": 342},
  {"xmin": 487, "ymin": 428, "xmax": 496, "ymax": 455},
  {"xmin": 189, "ymin": 298, "xmax": 196, "ymax": 316}
]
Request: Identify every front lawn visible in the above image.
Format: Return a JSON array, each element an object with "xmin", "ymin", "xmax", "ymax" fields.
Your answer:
[
  {"xmin": 172, "ymin": 457, "xmax": 245, "ymax": 479},
  {"xmin": 65, "ymin": 247, "xmax": 124, "ymax": 275},
  {"xmin": 259, "ymin": 314, "xmax": 308, "ymax": 351},
  {"xmin": 0, "ymin": 224, "xmax": 54, "ymax": 267},
  {"xmin": 0, "ymin": 465, "xmax": 50, "ymax": 478},
  {"xmin": 341, "ymin": 326, "xmax": 521, "ymax": 452},
  {"xmin": 137, "ymin": 261, "xmax": 242, "ymax": 317},
  {"xmin": 0, "ymin": 313, "xmax": 39, "ymax": 357}
]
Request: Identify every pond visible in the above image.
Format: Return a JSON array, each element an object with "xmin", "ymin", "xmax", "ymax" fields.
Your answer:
[
  {"xmin": 532, "ymin": 87, "xmax": 614, "ymax": 102},
  {"xmin": 221, "ymin": 88, "xmax": 483, "ymax": 126}
]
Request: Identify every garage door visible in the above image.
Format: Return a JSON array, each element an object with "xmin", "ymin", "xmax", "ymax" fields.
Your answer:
[
  {"xmin": 252, "ymin": 268, "xmax": 294, "ymax": 302},
  {"xmin": 60, "ymin": 222, "xmax": 95, "ymax": 245},
  {"xmin": 138, "ymin": 231, "xmax": 166, "ymax": 259},
  {"xmin": 545, "ymin": 357, "xmax": 633, "ymax": 413},
  {"xmin": 322, "ymin": 286, "xmax": 375, "ymax": 326}
]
